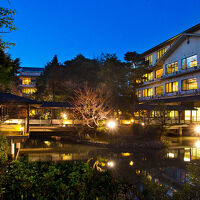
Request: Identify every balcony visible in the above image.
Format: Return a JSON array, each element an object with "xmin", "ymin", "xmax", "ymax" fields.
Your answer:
[{"xmin": 138, "ymin": 89, "xmax": 200, "ymax": 102}]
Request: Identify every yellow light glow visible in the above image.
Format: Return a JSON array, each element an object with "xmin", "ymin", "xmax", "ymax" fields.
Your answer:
[
  {"xmin": 107, "ymin": 120, "xmax": 116, "ymax": 129},
  {"xmin": 131, "ymin": 119, "xmax": 134, "ymax": 123},
  {"xmin": 195, "ymin": 140, "xmax": 200, "ymax": 148},
  {"xmin": 20, "ymin": 126, "xmax": 24, "ymax": 131},
  {"xmin": 129, "ymin": 161, "xmax": 134, "ymax": 166},
  {"xmin": 121, "ymin": 152, "xmax": 131, "ymax": 157},
  {"xmin": 44, "ymin": 141, "xmax": 51, "ymax": 146},
  {"xmin": 63, "ymin": 120, "xmax": 73, "ymax": 125},
  {"xmin": 62, "ymin": 154, "xmax": 72, "ymax": 160},
  {"xmin": 167, "ymin": 153, "xmax": 175, "ymax": 158},
  {"xmin": 195, "ymin": 126, "xmax": 200, "ymax": 134},
  {"xmin": 122, "ymin": 120, "xmax": 131, "ymax": 125},
  {"xmin": 107, "ymin": 161, "xmax": 114, "ymax": 167},
  {"xmin": 141, "ymin": 122, "xmax": 145, "ymax": 126},
  {"xmin": 136, "ymin": 170, "xmax": 140, "ymax": 175},
  {"xmin": 184, "ymin": 157, "xmax": 190, "ymax": 162},
  {"xmin": 62, "ymin": 113, "xmax": 67, "ymax": 119},
  {"xmin": 22, "ymin": 78, "xmax": 31, "ymax": 85}
]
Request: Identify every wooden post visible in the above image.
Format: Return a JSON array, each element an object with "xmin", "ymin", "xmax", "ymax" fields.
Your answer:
[
  {"xmin": 179, "ymin": 127, "xmax": 183, "ymax": 136},
  {"xmin": 178, "ymin": 111, "xmax": 181, "ymax": 124},
  {"xmin": 25, "ymin": 104, "xmax": 30, "ymax": 134}
]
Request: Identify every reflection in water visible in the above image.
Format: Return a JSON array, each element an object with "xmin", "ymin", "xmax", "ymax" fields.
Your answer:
[{"xmin": 7, "ymin": 136, "xmax": 200, "ymax": 192}]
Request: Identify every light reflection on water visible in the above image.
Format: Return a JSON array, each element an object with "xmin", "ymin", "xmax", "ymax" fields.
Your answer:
[{"xmin": 8, "ymin": 136, "xmax": 200, "ymax": 189}]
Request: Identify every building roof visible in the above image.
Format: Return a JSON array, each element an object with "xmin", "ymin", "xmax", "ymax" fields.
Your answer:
[
  {"xmin": 141, "ymin": 23, "xmax": 200, "ymax": 57},
  {"xmin": 40, "ymin": 102, "xmax": 72, "ymax": 108},
  {"xmin": 0, "ymin": 92, "xmax": 40, "ymax": 104},
  {"xmin": 18, "ymin": 67, "xmax": 44, "ymax": 72}
]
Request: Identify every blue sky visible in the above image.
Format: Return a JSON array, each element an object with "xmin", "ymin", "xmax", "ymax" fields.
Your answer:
[{"xmin": 1, "ymin": 0, "xmax": 200, "ymax": 67}]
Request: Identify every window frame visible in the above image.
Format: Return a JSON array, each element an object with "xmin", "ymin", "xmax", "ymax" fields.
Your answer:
[{"xmin": 181, "ymin": 55, "xmax": 197, "ymax": 70}]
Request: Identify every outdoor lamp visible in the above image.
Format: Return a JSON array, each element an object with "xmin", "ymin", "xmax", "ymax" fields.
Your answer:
[
  {"xmin": 62, "ymin": 113, "xmax": 67, "ymax": 119},
  {"xmin": 107, "ymin": 161, "xmax": 115, "ymax": 168},
  {"xmin": 107, "ymin": 120, "xmax": 116, "ymax": 129},
  {"xmin": 195, "ymin": 140, "xmax": 200, "ymax": 148},
  {"xmin": 195, "ymin": 125, "xmax": 200, "ymax": 134}
]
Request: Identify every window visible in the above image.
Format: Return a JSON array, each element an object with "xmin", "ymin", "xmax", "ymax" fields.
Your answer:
[
  {"xmin": 155, "ymin": 86, "xmax": 163, "ymax": 96},
  {"xmin": 143, "ymin": 72, "xmax": 153, "ymax": 82},
  {"xmin": 182, "ymin": 55, "xmax": 197, "ymax": 69},
  {"xmin": 143, "ymin": 88, "xmax": 153, "ymax": 97},
  {"xmin": 136, "ymin": 90, "xmax": 141, "ymax": 98},
  {"xmin": 22, "ymin": 78, "xmax": 31, "ymax": 85},
  {"xmin": 182, "ymin": 78, "xmax": 197, "ymax": 91},
  {"xmin": 166, "ymin": 81, "xmax": 178, "ymax": 93},
  {"xmin": 22, "ymin": 88, "xmax": 37, "ymax": 94},
  {"xmin": 145, "ymin": 55, "xmax": 152, "ymax": 66},
  {"xmin": 157, "ymin": 48, "xmax": 166, "ymax": 60},
  {"xmin": 155, "ymin": 68, "xmax": 163, "ymax": 79},
  {"xmin": 166, "ymin": 62, "xmax": 178, "ymax": 74}
]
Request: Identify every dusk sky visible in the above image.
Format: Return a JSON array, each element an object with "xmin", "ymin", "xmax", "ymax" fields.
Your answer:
[{"xmin": 1, "ymin": 0, "xmax": 200, "ymax": 68}]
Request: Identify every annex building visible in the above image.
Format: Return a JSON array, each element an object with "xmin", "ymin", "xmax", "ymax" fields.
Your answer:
[
  {"xmin": 18, "ymin": 67, "xmax": 44, "ymax": 96},
  {"xmin": 136, "ymin": 23, "xmax": 200, "ymax": 124}
]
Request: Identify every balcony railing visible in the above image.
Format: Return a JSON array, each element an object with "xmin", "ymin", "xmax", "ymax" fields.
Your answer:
[{"xmin": 139, "ymin": 89, "xmax": 200, "ymax": 101}]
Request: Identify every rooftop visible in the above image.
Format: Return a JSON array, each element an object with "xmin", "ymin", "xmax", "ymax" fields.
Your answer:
[{"xmin": 141, "ymin": 23, "xmax": 200, "ymax": 57}]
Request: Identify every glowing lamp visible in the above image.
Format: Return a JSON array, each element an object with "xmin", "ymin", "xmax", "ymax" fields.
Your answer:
[
  {"xmin": 129, "ymin": 161, "xmax": 134, "ymax": 166},
  {"xmin": 107, "ymin": 161, "xmax": 114, "ymax": 167},
  {"xmin": 62, "ymin": 113, "xmax": 67, "ymax": 119},
  {"xmin": 195, "ymin": 126, "xmax": 200, "ymax": 134},
  {"xmin": 195, "ymin": 140, "xmax": 200, "ymax": 148},
  {"xmin": 141, "ymin": 122, "xmax": 145, "ymax": 126},
  {"xmin": 107, "ymin": 120, "xmax": 116, "ymax": 129},
  {"xmin": 121, "ymin": 152, "xmax": 131, "ymax": 157}
]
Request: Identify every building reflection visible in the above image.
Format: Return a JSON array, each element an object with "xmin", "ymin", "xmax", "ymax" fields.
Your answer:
[{"xmin": 7, "ymin": 137, "xmax": 200, "ymax": 191}]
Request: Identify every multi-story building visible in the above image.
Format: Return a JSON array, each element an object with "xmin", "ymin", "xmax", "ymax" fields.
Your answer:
[
  {"xmin": 137, "ymin": 23, "xmax": 200, "ymax": 123},
  {"xmin": 18, "ymin": 67, "xmax": 44, "ymax": 95}
]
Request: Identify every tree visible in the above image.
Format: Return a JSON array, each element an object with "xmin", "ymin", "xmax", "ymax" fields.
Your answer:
[
  {"xmin": 36, "ymin": 55, "xmax": 64, "ymax": 101},
  {"xmin": 98, "ymin": 53, "xmax": 131, "ymax": 114},
  {"xmin": 0, "ymin": 49, "xmax": 20, "ymax": 92},
  {"xmin": 0, "ymin": 7, "xmax": 17, "ymax": 49},
  {"xmin": 124, "ymin": 51, "xmax": 150, "ymax": 117},
  {"xmin": 71, "ymin": 84, "xmax": 111, "ymax": 128},
  {"xmin": 64, "ymin": 54, "xmax": 101, "ymax": 89}
]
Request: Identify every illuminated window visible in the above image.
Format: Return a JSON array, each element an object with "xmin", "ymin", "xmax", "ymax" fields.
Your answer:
[
  {"xmin": 185, "ymin": 110, "xmax": 197, "ymax": 122},
  {"xmin": 136, "ymin": 79, "xmax": 141, "ymax": 84},
  {"xmin": 155, "ymin": 86, "xmax": 163, "ymax": 96},
  {"xmin": 157, "ymin": 48, "xmax": 166, "ymax": 60},
  {"xmin": 22, "ymin": 88, "xmax": 37, "ymax": 94},
  {"xmin": 166, "ymin": 62, "xmax": 178, "ymax": 74},
  {"xmin": 182, "ymin": 55, "xmax": 197, "ymax": 69},
  {"xmin": 182, "ymin": 78, "xmax": 197, "ymax": 91},
  {"xmin": 145, "ymin": 55, "xmax": 152, "ymax": 65},
  {"xmin": 166, "ymin": 81, "xmax": 178, "ymax": 93},
  {"xmin": 136, "ymin": 90, "xmax": 141, "ymax": 98},
  {"xmin": 185, "ymin": 110, "xmax": 191, "ymax": 121},
  {"xmin": 143, "ymin": 72, "xmax": 153, "ymax": 82},
  {"xmin": 155, "ymin": 68, "xmax": 163, "ymax": 79},
  {"xmin": 169, "ymin": 111, "xmax": 178, "ymax": 119},
  {"xmin": 22, "ymin": 78, "xmax": 31, "ymax": 85},
  {"xmin": 143, "ymin": 88, "xmax": 153, "ymax": 97}
]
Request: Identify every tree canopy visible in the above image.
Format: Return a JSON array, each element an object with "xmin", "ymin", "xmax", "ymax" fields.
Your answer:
[{"xmin": 0, "ymin": 7, "xmax": 17, "ymax": 49}]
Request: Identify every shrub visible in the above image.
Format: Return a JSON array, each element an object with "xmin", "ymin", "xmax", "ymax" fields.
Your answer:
[{"xmin": 2, "ymin": 160, "xmax": 124, "ymax": 199}]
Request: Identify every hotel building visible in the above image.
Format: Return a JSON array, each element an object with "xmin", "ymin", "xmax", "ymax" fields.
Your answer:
[
  {"xmin": 18, "ymin": 67, "xmax": 44, "ymax": 96},
  {"xmin": 137, "ymin": 23, "xmax": 200, "ymax": 123}
]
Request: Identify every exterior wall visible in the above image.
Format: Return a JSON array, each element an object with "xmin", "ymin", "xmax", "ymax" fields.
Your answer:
[{"xmin": 138, "ymin": 36, "xmax": 200, "ymax": 101}]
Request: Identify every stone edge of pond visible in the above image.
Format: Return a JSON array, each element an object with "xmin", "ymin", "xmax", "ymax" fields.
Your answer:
[{"xmin": 59, "ymin": 137, "xmax": 165, "ymax": 150}]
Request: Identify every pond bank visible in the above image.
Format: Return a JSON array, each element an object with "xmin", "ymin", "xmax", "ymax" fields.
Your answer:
[{"xmin": 30, "ymin": 131, "xmax": 165, "ymax": 151}]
